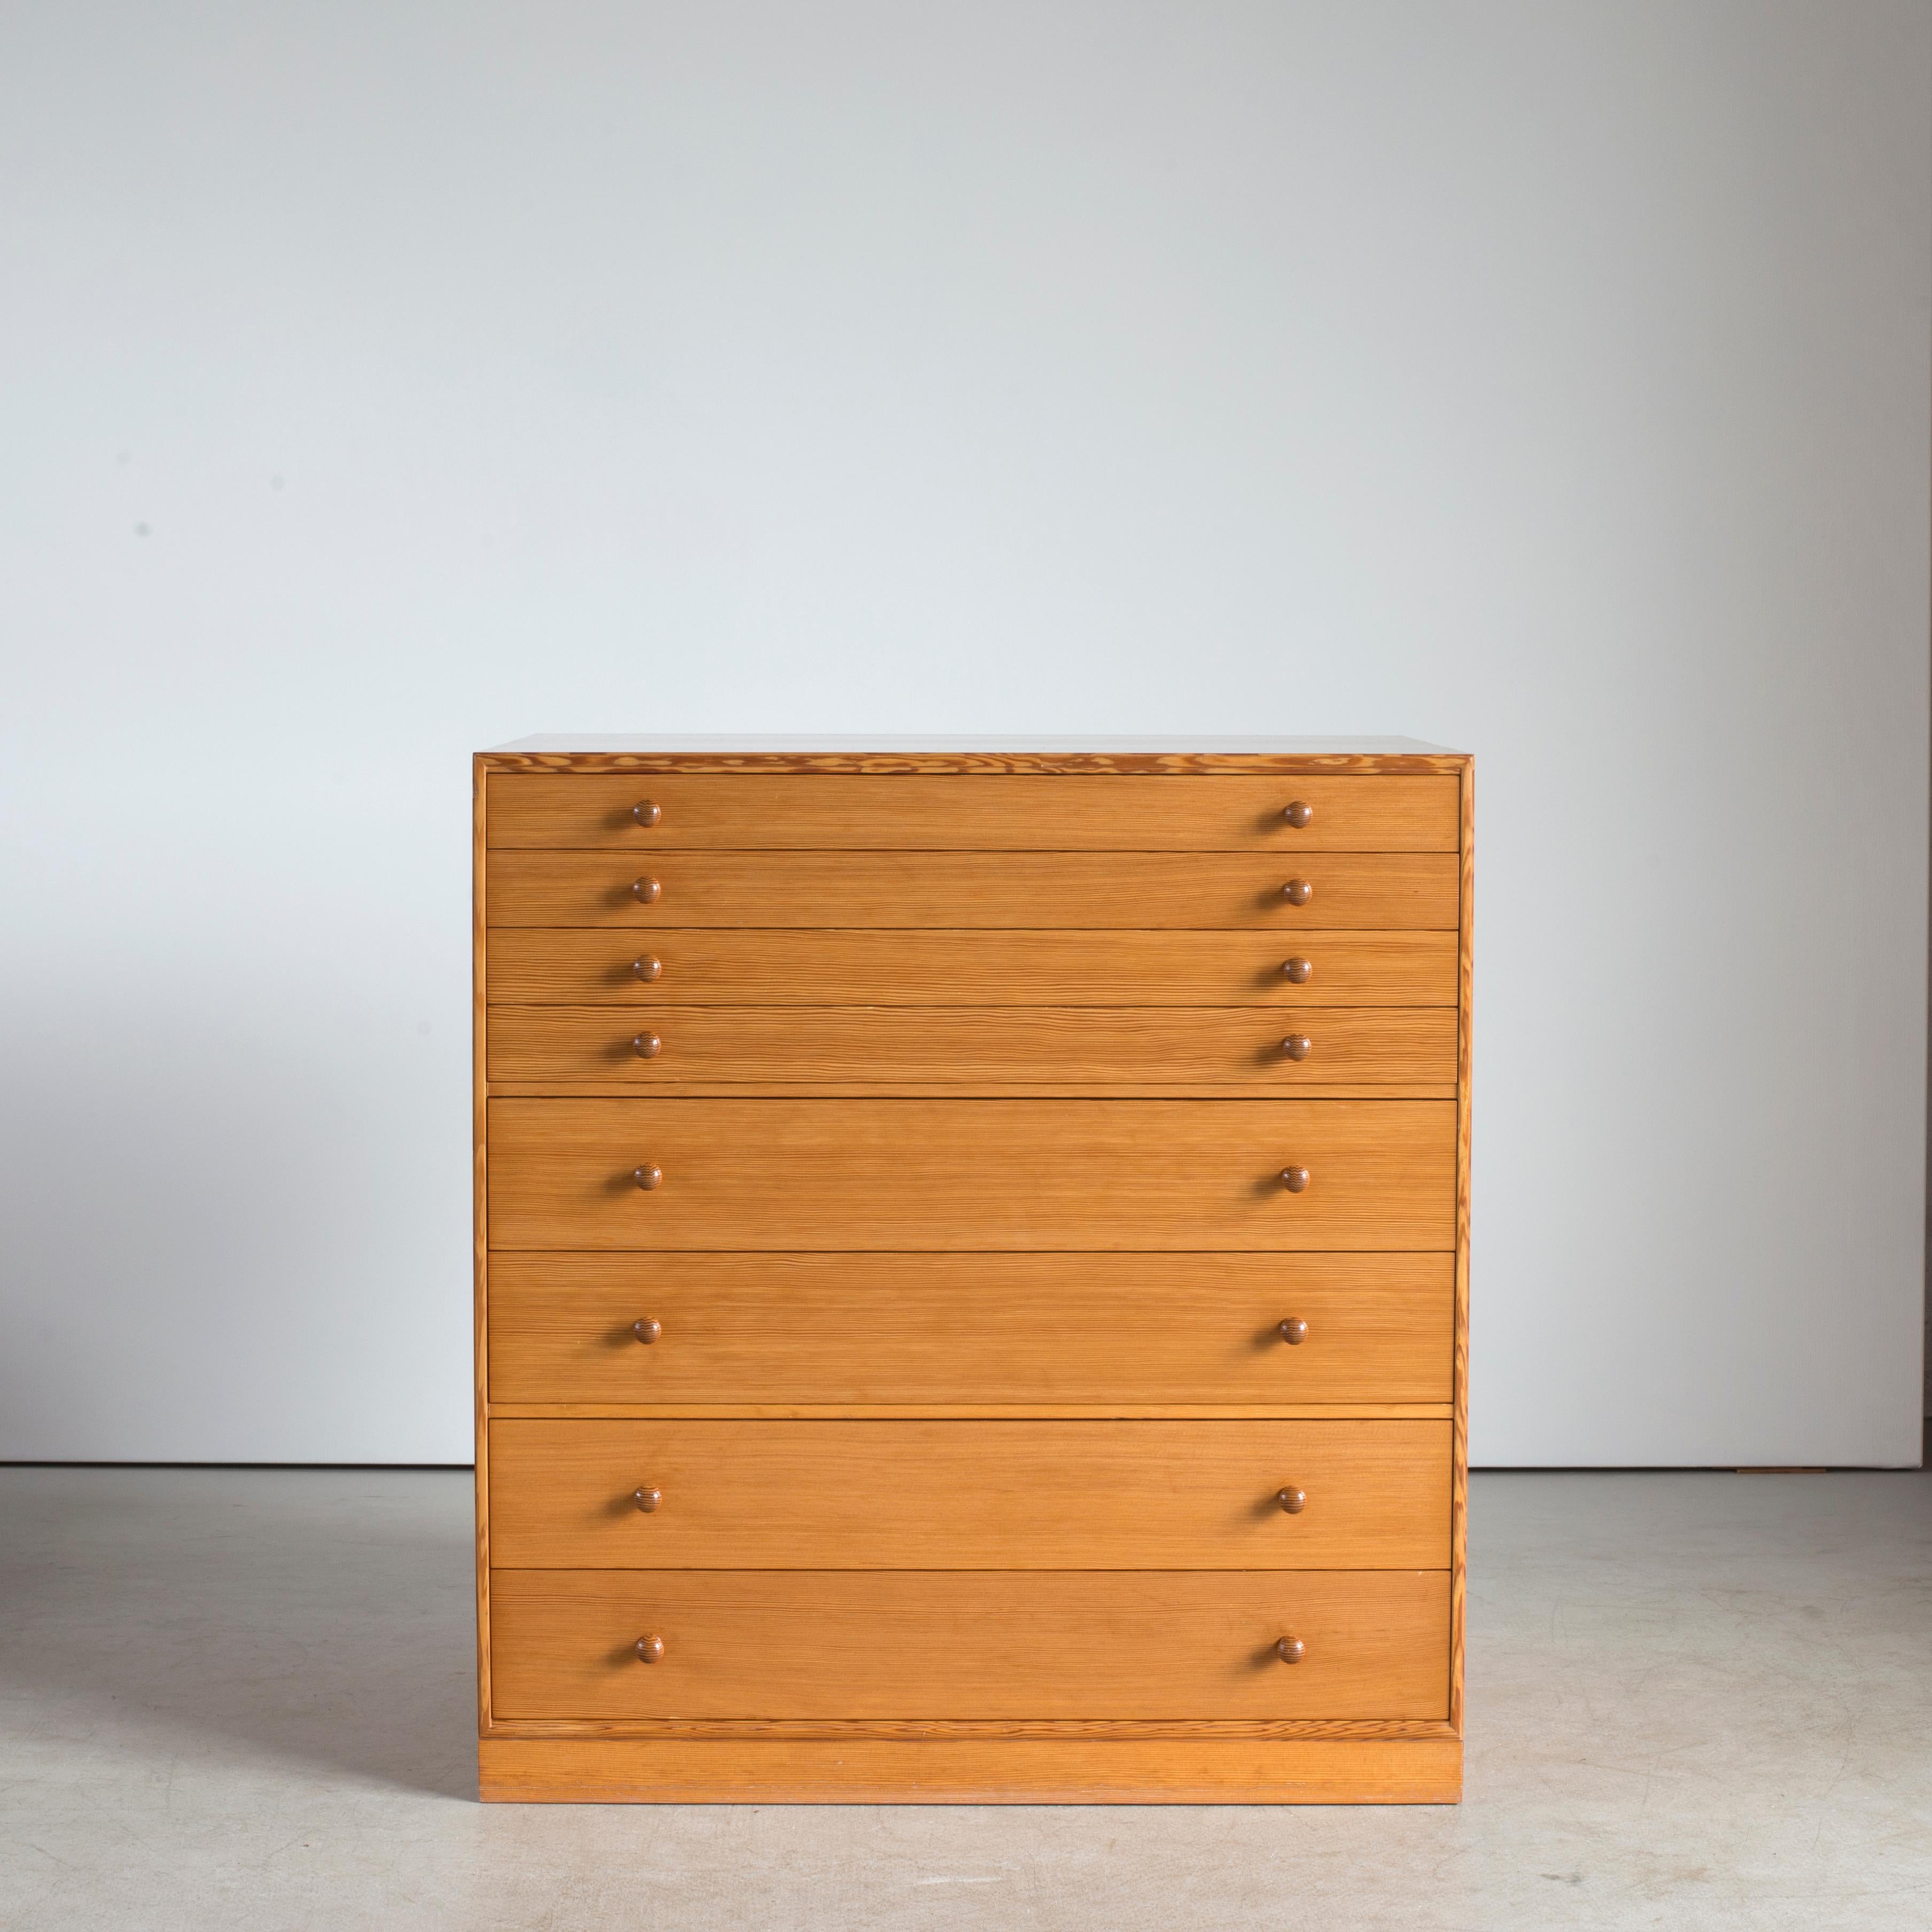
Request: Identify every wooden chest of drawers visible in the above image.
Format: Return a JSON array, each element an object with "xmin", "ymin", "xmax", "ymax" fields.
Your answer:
[{"xmin": 473, "ymin": 738, "xmax": 1472, "ymax": 1804}]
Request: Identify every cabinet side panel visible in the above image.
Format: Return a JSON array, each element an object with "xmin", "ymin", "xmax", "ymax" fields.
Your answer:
[
  {"xmin": 1450, "ymin": 759, "xmax": 1473, "ymax": 1734},
  {"xmin": 474, "ymin": 758, "xmax": 492, "ymax": 1736}
]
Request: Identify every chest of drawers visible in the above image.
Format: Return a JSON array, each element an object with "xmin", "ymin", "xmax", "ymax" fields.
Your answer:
[{"xmin": 473, "ymin": 738, "xmax": 1472, "ymax": 1804}]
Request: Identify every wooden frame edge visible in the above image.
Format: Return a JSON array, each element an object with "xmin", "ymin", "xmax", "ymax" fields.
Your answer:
[
  {"xmin": 473, "ymin": 755, "xmax": 493, "ymax": 1734},
  {"xmin": 474, "ymin": 751, "xmax": 1470, "ymax": 777},
  {"xmin": 1450, "ymin": 757, "xmax": 1473, "ymax": 1736},
  {"xmin": 481, "ymin": 1403, "xmax": 1457, "ymax": 1420}
]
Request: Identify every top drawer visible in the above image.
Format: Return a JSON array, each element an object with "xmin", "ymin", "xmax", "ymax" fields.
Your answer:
[{"xmin": 486, "ymin": 774, "xmax": 1461, "ymax": 852}]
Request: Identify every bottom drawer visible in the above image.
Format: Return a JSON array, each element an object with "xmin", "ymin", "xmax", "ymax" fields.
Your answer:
[{"xmin": 489, "ymin": 1570, "xmax": 1450, "ymax": 1721}]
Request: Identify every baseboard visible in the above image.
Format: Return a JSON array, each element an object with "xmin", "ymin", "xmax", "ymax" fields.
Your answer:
[{"xmin": 478, "ymin": 1735, "xmax": 1463, "ymax": 1805}]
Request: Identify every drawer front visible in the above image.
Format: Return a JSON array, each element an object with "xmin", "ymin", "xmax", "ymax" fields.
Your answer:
[
  {"xmin": 486, "ymin": 928, "xmax": 1460, "ymax": 1008},
  {"xmin": 484, "ymin": 851, "xmax": 1460, "ymax": 930},
  {"xmin": 486, "ymin": 1005, "xmax": 1459, "ymax": 1091},
  {"xmin": 487, "ymin": 1252, "xmax": 1454, "ymax": 1405},
  {"xmin": 487, "ymin": 773, "xmax": 1460, "ymax": 853},
  {"xmin": 486, "ymin": 1097, "xmax": 1456, "ymax": 1251},
  {"xmin": 487, "ymin": 1419, "xmax": 1451, "ymax": 1569},
  {"xmin": 488, "ymin": 1569, "xmax": 1451, "ymax": 1721}
]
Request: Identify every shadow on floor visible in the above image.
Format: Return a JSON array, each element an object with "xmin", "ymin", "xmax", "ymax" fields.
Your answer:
[{"xmin": 0, "ymin": 1466, "xmax": 478, "ymax": 1802}]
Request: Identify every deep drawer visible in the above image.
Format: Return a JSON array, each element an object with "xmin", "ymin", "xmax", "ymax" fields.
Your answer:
[
  {"xmin": 485, "ymin": 1004, "xmax": 1459, "ymax": 1092},
  {"xmin": 485, "ymin": 1097, "xmax": 1458, "ymax": 1251},
  {"xmin": 484, "ymin": 850, "xmax": 1460, "ymax": 930},
  {"xmin": 486, "ymin": 772, "xmax": 1461, "ymax": 852},
  {"xmin": 485, "ymin": 928, "xmax": 1460, "ymax": 1008},
  {"xmin": 486, "ymin": 1418, "xmax": 1452, "ymax": 1569},
  {"xmin": 486, "ymin": 1252, "xmax": 1454, "ymax": 1406},
  {"xmin": 488, "ymin": 1568, "xmax": 1452, "ymax": 1721}
]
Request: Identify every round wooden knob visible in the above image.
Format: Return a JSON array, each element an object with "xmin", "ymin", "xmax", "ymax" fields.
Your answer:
[
  {"xmin": 634, "ymin": 1634, "xmax": 665, "ymax": 1663},
  {"xmin": 1281, "ymin": 1033, "xmax": 1312, "ymax": 1061},
  {"xmin": 1280, "ymin": 1166, "xmax": 1310, "ymax": 1193},
  {"xmin": 1276, "ymin": 1485, "xmax": 1307, "ymax": 1514},
  {"xmin": 632, "ymin": 800, "xmax": 662, "ymax": 826},
  {"xmin": 1282, "ymin": 801, "xmax": 1313, "ymax": 828},
  {"xmin": 632, "ymin": 876, "xmax": 661, "ymax": 903},
  {"xmin": 1275, "ymin": 1636, "xmax": 1306, "ymax": 1664},
  {"xmin": 633, "ymin": 1485, "xmax": 663, "ymax": 1513},
  {"xmin": 632, "ymin": 1316, "xmax": 662, "ymax": 1344},
  {"xmin": 1282, "ymin": 956, "xmax": 1313, "ymax": 984},
  {"xmin": 634, "ymin": 1164, "xmax": 663, "ymax": 1190},
  {"xmin": 632, "ymin": 954, "xmax": 663, "ymax": 981},
  {"xmin": 633, "ymin": 1031, "xmax": 663, "ymax": 1058},
  {"xmin": 1278, "ymin": 1317, "xmax": 1309, "ymax": 1345},
  {"xmin": 1281, "ymin": 877, "xmax": 1313, "ymax": 906}
]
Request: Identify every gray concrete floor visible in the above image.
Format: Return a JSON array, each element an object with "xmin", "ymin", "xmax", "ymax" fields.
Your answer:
[{"xmin": 1, "ymin": 1464, "xmax": 1928, "ymax": 1931}]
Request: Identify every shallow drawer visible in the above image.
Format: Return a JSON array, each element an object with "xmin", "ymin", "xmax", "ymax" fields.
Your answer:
[
  {"xmin": 486, "ymin": 928, "xmax": 1460, "ymax": 1008},
  {"xmin": 486, "ymin": 1097, "xmax": 1456, "ymax": 1251},
  {"xmin": 487, "ymin": 1418, "xmax": 1451, "ymax": 1569},
  {"xmin": 486, "ymin": 1005, "xmax": 1459, "ymax": 1092},
  {"xmin": 487, "ymin": 1252, "xmax": 1454, "ymax": 1406},
  {"xmin": 488, "ymin": 1568, "xmax": 1451, "ymax": 1721},
  {"xmin": 484, "ymin": 850, "xmax": 1459, "ymax": 930},
  {"xmin": 486, "ymin": 773, "xmax": 1460, "ymax": 853}
]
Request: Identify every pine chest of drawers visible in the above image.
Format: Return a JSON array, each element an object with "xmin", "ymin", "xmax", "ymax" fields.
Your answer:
[{"xmin": 473, "ymin": 738, "xmax": 1472, "ymax": 1804}]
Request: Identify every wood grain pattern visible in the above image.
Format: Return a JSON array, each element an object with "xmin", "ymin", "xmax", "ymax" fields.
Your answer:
[
  {"xmin": 478, "ymin": 747, "xmax": 1471, "ymax": 777},
  {"xmin": 486, "ymin": 1252, "xmax": 1454, "ymax": 1406},
  {"xmin": 487, "ymin": 1418, "xmax": 1451, "ymax": 1570},
  {"xmin": 486, "ymin": 1004, "xmax": 1459, "ymax": 1091},
  {"xmin": 486, "ymin": 1097, "xmax": 1456, "ymax": 1252},
  {"xmin": 484, "ymin": 850, "xmax": 1460, "ymax": 931},
  {"xmin": 487, "ymin": 1569, "xmax": 1451, "ymax": 1721},
  {"xmin": 476, "ymin": 1734, "xmax": 1463, "ymax": 1803},
  {"xmin": 486, "ymin": 773, "xmax": 1460, "ymax": 852},
  {"xmin": 485, "ymin": 927, "xmax": 1459, "ymax": 1008}
]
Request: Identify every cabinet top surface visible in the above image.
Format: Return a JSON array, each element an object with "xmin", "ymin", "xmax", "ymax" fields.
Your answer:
[{"xmin": 487, "ymin": 735, "xmax": 1461, "ymax": 755}]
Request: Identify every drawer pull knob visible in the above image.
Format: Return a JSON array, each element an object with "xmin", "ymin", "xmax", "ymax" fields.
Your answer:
[
  {"xmin": 1282, "ymin": 801, "xmax": 1313, "ymax": 828},
  {"xmin": 632, "ymin": 1316, "xmax": 662, "ymax": 1344},
  {"xmin": 632, "ymin": 800, "xmax": 662, "ymax": 826},
  {"xmin": 1282, "ymin": 956, "xmax": 1313, "ymax": 984},
  {"xmin": 633, "ymin": 1485, "xmax": 663, "ymax": 1513},
  {"xmin": 1279, "ymin": 1166, "xmax": 1310, "ymax": 1193},
  {"xmin": 1276, "ymin": 1485, "xmax": 1307, "ymax": 1514},
  {"xmin": 632, "ymin": 954, "xmax": 663, "ymax": 982},
  {"xmin": 1281, "ymin": 877, "xmax": 1313, "ymax": 906},
  {"xmin": 634, "ymin": 1164, "xmax": 663, "ymax": 1190},
  {"xmin": 632, "ymin": 876, "xmax": 661, "ymax": 903},
  {"xmin": 1278, "ymin": 1317, "xmax": 1309, "ymax": 1345},
  {"xmin": 634, "ymin": 1633, "xmax": 665, "ymax": 1662},
  {"xmin": 633, "ymin": 1031, "xmax": 663, "ymax": 1058},
  {"xmin": 1275, "ymin": 1636, "xmax": 1306, "ymax": 1664},
  {"xmin": 1281, "ymin": 1033, "xmax": 1313, "ymax": 1061}
]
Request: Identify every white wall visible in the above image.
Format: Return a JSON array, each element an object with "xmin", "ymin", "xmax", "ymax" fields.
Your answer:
[{"xmin": 2, "ymin": 1, "xmax": 1926, "ymax": 1466}]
